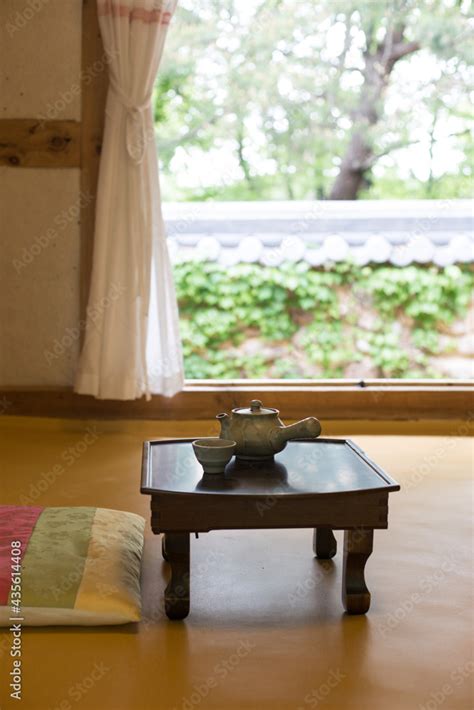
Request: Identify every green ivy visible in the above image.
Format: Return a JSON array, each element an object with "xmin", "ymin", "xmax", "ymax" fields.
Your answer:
[{"xmin": 174, "ymin": 261, "xmax": 473, "ymax": 379}]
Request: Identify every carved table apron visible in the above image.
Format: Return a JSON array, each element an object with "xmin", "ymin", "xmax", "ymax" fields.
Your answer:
[{"xmin": 141, "ymin": 438, "xmax": 400, "ymax": 620}]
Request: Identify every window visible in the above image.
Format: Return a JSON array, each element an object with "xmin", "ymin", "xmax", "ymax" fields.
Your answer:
[{"xmin": 155, "ymin": 1, "xmax": 473, "ymax": 384}]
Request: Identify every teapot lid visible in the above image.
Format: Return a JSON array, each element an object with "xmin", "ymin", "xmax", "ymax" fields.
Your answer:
[{"xmin": 233, "ymin": 400, "xmax": 278, "ymax": 416}]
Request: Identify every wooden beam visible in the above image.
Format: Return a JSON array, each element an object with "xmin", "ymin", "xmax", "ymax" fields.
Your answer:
[
  {"xmin": 188, "ymin": 378, "xmax": 472, "ymax": 389},
  {"xmin": 0, "ymin": 119, "xmax": 80, "ymax": 167},
  {"xmin": 0, "ymin": 383, "xmax": 472, "ymax": 423},
  {"xmin": 80, "ymin": 0, "xmax": 108, "ymax": 321}
]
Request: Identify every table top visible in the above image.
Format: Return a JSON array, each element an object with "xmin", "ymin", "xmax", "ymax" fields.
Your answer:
[{"xmin": 141, "ymin": 438, "xmax": 400, "ymax": 498}]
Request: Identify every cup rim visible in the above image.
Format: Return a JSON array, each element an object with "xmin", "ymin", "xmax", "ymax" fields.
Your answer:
[{"xmin": 192, "ymin": 438, "xmax": 236, "ymax": 449}]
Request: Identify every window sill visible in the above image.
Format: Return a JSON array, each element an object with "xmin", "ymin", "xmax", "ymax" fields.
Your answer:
[{"xmin": 0, "ymin": 380, "xmax": 472, "ymax": 422}]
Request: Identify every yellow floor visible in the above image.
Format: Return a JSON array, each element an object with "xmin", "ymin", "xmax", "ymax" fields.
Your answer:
[{"xmin": 0, "ymin": 417, "xmax": 473, "ymax": 710}]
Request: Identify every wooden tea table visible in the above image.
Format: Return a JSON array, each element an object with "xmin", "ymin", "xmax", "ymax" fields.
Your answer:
[{"xmin": 141, "ymin": 438, "xmax": 400, "ymax": 620}]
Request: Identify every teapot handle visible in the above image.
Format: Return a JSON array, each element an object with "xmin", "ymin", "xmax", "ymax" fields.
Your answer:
[{"xmin": 275, "ymin": 417, "xmax": 321, "ymax": 444}]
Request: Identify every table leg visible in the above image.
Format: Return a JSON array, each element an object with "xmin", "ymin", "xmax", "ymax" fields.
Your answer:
[
  {"xmin": 313, "ymin": 528, "xmax": 337, "ymax": 559},
  {"xmin": 161, "ymin": 534, "xmax": 169, "ymax": 561},
  {"xmin": 342, "ymin": 529, "xmax": 373, "ymax": 614},
  {"xmin": 163, "ymin": 532, "xmax": 190, "ymax": 620}
]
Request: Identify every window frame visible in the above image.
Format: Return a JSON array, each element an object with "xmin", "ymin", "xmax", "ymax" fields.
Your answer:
[{"xmin": 74, "ymin": 7, "xmax": 473, "ymax": 423}]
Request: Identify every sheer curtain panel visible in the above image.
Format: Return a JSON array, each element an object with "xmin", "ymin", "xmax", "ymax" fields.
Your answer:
[{"xmin": 75, "ymin": 0, "xmax": 183, "ymax": 400}]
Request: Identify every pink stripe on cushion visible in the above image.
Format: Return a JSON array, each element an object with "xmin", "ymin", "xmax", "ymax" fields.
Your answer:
[
  {"xmin": 0, "ymin": 507, "xmax": 43, "ymax": 605},
  {"xmin": 98, "ymin": 1, "xmax": 172, "ymax": 25}
]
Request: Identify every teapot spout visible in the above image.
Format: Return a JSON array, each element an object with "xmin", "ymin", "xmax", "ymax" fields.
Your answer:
[
  {"xmin": 271, "ymin": 417, "xmax": 321, "ymax": 450},
  {"xmin": 216, "ymin": 412, "xmax": 231, "ymax": 438}
]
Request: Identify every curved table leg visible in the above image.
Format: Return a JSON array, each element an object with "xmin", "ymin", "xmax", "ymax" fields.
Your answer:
[
  {"xmin": 342, "ymin": 529, "xmax": 373, "ymax": 614},
  {"xmin": 161, "ymin": 534, "xmax": 169, "ymax": 561},
  {"xmin": 313, "ymin": 528, "xmax": 337, "ymax": 559},
  {"xmin": 163, "ymin": 532, "xmax": 190, "ymax": 620}
]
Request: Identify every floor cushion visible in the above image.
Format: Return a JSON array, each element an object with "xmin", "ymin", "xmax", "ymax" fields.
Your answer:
[{"xmin": 0, "ymin": 506, "xmax": 145, "ymax": 625}]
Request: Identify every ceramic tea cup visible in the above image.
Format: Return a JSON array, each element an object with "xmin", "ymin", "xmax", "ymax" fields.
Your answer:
[{"xmin": 192, "ymin": 438, "xmax": 236, "ymax": 475}]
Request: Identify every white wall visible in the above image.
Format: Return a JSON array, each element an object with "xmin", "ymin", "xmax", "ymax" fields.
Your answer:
[{"xmin": 0, "ymin": 0, "xmax": 82, "ymax": 386}]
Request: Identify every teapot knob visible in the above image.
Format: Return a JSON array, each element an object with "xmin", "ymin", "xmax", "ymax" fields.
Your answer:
[{"xmin": 250, "ymin": 399, "xmax": 262, "ymax": 412}]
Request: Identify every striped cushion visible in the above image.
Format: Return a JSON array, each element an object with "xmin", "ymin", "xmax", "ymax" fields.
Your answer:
[{"xmin": 0, "ymin": 506, "xmax": 145, "ymax": 625}]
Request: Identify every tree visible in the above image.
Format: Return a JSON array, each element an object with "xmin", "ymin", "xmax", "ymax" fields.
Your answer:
[
  {"xmin": 329, "ymin": 0, "xmax": 471, "ymax": 198},
  {"xmin": 329, "ymin": 16, "xmax": 420, "ymax": 197},
  {"xmin": 156, "ymin": 0, "xmax": 473, "ymax": 201}
]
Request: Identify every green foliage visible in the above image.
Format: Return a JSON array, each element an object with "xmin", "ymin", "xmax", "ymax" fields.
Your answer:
[
  {"xmin": 300, "ymin": 320, "xmax": 354, "ymax": 377},
  {"xmin": 174, "ymin": 261, "xmax": 473, "ymax": 379},
  {"xmin": 366, "ymin": 332, "xmax": 411, "ymax": 378},
  {"xmin": 364, "ymin": 265, "xmax": 473, "ymax": 326},
  {"xmin": 158, "ymin": 0, "xmax": 473, "ymax": 201}
]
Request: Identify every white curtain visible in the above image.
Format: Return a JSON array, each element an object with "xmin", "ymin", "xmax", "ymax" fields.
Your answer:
[{"xmin": 75, "ymin": 0, "xmax": 184, "ymax": 400}]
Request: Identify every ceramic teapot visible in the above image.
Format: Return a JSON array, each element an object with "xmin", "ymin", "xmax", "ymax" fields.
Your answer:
[{"xmin": 217, "ymin": 400, "xmax": 321, "ymax": 460}]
